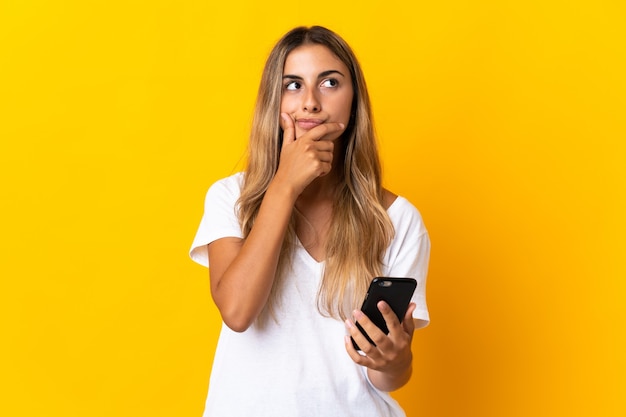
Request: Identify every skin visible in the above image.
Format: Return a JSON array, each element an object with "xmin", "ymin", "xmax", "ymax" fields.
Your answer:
[
  {"xmin": 207, "ymin": 43, "xmax": 415, "ymax": 392},
  {"xmin": 279, "ymin": 43, "xmax": 354, "ymax": 260}
]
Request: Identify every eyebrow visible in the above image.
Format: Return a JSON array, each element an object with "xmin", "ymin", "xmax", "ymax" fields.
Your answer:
[{"xmin": 282, "ymin": 70, "xmax": 346, "ymax": 80}]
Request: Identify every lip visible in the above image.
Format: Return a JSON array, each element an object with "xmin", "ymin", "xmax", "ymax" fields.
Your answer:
[{"xmin": 296, "ymin": 118, "xmax": 324, "ymax": 130}]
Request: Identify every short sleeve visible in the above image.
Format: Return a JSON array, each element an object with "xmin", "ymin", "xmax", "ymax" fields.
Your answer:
[
  {"xmin": 383, "ymin": 197, "xmax": 431, "ymax": 329},
  {"xmin": 189, "ymin": 173, "xmax": 244, "ymax": 267}
]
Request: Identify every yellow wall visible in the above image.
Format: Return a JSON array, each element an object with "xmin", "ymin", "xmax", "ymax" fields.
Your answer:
[{"xmin": 1, "ymin": 1, "xmax": 624, "ymax": 416}]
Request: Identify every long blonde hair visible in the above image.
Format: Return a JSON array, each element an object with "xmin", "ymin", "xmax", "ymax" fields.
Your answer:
[{"xmin": 238, "ymin": 26, "xmax": 394, "ymax": 320}]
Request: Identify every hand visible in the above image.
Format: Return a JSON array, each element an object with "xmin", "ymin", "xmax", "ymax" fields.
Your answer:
[
  {"xmin": 344, "ymin": 301, "xmax": 416, "ymax": 375},
  {"xmin": 273, "ymin": 113, "xmax": 345, "ymax": 197}
]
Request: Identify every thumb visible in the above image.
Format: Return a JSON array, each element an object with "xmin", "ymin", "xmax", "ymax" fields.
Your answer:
[
  {"xmin": 403, "ymin": 303, "xmax": 417, "ymax": 333},
  {"xmin": 280, "ymin": 113, "xmax": 295, "ymax": 146}
]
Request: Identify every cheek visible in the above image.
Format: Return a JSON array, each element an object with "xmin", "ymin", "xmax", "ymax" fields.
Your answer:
[
  {"xmin": 280, "ymin": 96, "xmax": 296, "ymax": 114},
  {"xmin": 341, "ymin": 89, "xmax": 354, "ymax": 119},
  {"xmin": 339, "ymin": 96, "xmax": 354, "ymax": 123}
]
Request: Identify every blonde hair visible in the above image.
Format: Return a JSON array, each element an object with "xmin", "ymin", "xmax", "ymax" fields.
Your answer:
[{"xmin": 238, "ymin": 26, "xmax": 394, "ymax": 321}]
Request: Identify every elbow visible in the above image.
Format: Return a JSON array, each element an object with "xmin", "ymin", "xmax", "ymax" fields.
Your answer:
[
  {"xmin": 223, "ymin": 317, "xmax": 253, "ymax": 333},
  {"xmin": 219, "ymin": 307, "xmax": 258, "ymax": 333},
  {"xmin": 211, "ymin": 287, "xmax": 264, "ymax": 332}
]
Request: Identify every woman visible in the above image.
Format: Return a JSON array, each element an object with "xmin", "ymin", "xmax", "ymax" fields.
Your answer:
[{"xmin": 190, "ymin": 25, "xmax": 430, "ymax": 417}]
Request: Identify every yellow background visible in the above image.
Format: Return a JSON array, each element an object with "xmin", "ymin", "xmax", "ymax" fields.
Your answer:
[{"xmin": 1, "ymin": 0, "xmax": 624, "ymax": 416}]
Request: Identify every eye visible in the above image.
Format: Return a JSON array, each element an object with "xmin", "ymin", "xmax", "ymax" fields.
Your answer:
[
  {"xmin": 321, "ymin": 78, "xmax": 338, "ymax": 88},
  {"xmin": 285, "ymin": 81, "xmax": 301, "ymax": 91}
]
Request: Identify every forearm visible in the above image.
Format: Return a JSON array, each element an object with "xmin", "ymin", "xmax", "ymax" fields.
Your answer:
[{"xmin": 211, "ymin": 179, "xmax": 298, "ymax": 331}]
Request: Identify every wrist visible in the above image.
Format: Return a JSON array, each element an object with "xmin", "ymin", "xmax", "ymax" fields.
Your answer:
[
  {"xmin": 267, "ymin": 175, "xmax": 300, "ymax": 204},
  {"xmin": 368, "ymin": 361, "xmax": 413, "ymax": 392},
  {"xmin": 367, "ymin": 352, "xmax": 413, "ymax": 392}
]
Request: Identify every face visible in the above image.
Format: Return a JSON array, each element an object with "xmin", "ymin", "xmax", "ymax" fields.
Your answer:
[{"xmin": 280, "ymin": 44, "xmax": 354, "ymax": 141}]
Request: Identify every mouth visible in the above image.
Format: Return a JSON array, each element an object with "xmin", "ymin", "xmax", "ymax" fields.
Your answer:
[{"xmin": 296, "ymin": 118, "xmax": 324, "ymax": 130}]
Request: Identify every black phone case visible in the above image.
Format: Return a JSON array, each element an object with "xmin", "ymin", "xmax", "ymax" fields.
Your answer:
[{"xmin": 351, "ymin": 277, "xmax": 417, "ymax": 351}]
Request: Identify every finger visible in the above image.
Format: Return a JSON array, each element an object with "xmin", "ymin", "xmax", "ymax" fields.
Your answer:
[
  {"xmin": 345, "ymin": 318, "xmax": 380, "ymax": 358},
  {"xmin": 378, "ymin": 301, "xmax": 403, "ymax": 335},
  {"xmin": 314, "ymin": 142, "xmax": 334, "ymax": 162},
  {"xmin": 307, "ymin": 122, "xmax": 345, "ymax": 142},
  {"xmin": 352, "ymin": 310, "xmax": 386, "ymax": 351},
  {"xmin": 344, "ymin": 335, "xmax": 372, "ymax": 366},
  {"xmin": 280, "ymin": 113, "xmax": 295, "ymax": 146},
  {"xmin": 402, "ymin": 302, "xmax": 417, "ymax": 334}
]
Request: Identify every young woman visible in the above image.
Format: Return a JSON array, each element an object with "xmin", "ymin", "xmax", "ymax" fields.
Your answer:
[{"xmin": 190, "ymin": 26, "xmax": 430, "ymax": 417}]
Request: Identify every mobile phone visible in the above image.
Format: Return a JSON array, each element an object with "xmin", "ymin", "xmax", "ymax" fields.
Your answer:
[{"xmin": 351, "ymin": 277, "xmax": 417, "ymax": 351}]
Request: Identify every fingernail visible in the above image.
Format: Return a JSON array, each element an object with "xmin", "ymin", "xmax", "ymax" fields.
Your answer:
[
  {"xmin": 345, "ymin": 319, "xmax": 354, "ymax": 329},
  {"xmin": 353, "ymin": 310, "xmax": 363, "ymax": 320}
]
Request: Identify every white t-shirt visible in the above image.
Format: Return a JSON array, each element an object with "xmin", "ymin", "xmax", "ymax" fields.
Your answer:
[{"xmin": 190, "ymin": 173, "xmax": 430, "ymax": 417}]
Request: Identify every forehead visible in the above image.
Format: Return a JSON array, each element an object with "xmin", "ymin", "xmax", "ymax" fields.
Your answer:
[{"xmin": 283, "ymin": 44, "xmax": 349, "ymax": 75}]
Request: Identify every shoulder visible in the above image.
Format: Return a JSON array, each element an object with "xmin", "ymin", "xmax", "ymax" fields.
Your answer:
[
  {"xmin": 206, "ymin": 172, "xmax": 244, "ymax": 199},
  {"xmin": 384, "ymin": 190, "xmax": 427, "ymax": 236},
  {"xmin": 382, "ymin": 188, "xmax": 397, "ymax": 210},
  {"xmin": 202, "ymin": 172, "xmax": 245, "ymax": 215},
  {"xmin": 209, "ymin": 172, "xmax": 244, "ymax": 192}
]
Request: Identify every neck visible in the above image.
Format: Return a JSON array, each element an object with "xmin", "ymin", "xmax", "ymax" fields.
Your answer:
[{"xmin": 298, "ymin": 171, "xmax": 341, "ymax": 203}]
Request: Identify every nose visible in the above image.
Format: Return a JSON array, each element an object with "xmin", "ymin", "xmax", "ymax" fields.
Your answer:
[{"xmin": 303, "ymin": 89, "xmax": 320, "ymax": 113}]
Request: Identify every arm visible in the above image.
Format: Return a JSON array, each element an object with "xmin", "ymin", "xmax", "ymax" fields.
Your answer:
[
  {"xmin": 344, "ymin": 203, "xmax": 430, "ymax": 390},
  {"xmin": 208, "ymin": 180, "xmax": 297, "ymax": 332},
  {"xmin": 209, "ymin": 115, "xmax": 345, "ymax": 332}
]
